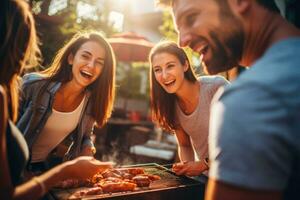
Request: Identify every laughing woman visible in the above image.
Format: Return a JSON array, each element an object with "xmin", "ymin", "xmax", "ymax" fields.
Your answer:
[
  {"xmin": 17, "ymin": 31, "xmax": 116, "ymax": 173},
  {"xmin": 0, "ymin": 1, "xmax": 113, "ymax": 199},
  {"xmin": 149, "ymin": 41, "xmax": 229, "ymax": 177}
]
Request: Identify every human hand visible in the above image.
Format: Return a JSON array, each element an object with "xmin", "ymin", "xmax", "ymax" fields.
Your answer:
[
  {"xmin": 172, "ymin": 161, "xmax": 207, "ymax": 176},
  {"xmin": 64, "ymin": 156, "xmax": 114, "ymax": 180}
]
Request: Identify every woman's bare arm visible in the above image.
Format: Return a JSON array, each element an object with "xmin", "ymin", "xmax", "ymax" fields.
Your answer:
[{"xmin": 174, "ymin": 127, "xmax": 194, "ymax": 161}]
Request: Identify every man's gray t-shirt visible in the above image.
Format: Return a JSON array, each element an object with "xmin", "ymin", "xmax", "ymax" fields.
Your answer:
[{"xmin": 209, "ymin": 38, "xmax": 300, "ymax": 199}]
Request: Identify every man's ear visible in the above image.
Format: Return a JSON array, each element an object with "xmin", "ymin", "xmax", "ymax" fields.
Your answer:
[
  {"xmin": 229, "ymin": 0, "xmax": 251, "ymax": 15},
  {"xmin": 68, "ymin": 53, "xmax": 74, "ymax": 65}
]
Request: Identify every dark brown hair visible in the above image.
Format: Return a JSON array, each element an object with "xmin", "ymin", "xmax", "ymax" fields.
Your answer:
[
  {"xmin": 149, "ymin": 41, "xmax": 197, "ymax": 132},
  {"xmin": 0, "ymin": 0, "xmax": 40, "ymax": 122},
  {"xmin": 38, "ymin": 31, "xmax": 116, "ymax": 127}
]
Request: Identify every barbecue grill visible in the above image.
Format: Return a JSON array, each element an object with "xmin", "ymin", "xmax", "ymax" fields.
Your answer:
[{"xmin": 51, "ymin": 163, "xmax": 206, "ymax": 200}]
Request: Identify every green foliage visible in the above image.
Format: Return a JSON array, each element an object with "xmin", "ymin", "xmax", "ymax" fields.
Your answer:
[
  {"xmin": 159, "ymin": 11, "xmax": 178, "ymax": 42},
  {"xmin": 116, "ymin": 62, "xmax": 150, "ymax": 100},
  {"xmin": 31, "ymin": 0, "xmax": 117, "ymax": 67}
]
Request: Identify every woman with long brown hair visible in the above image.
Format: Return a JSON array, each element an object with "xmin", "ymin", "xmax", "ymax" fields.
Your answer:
[
  {"xmin": 17, "ymin": 31, "xmax": 116, "ymax": 173},
  {"xmin": 149, "ymin": 41, "xmax": 229, "ymax": 177},
  {"xmin": 0, "ymin": 1, "xmax": 113, "ymax": 199}
]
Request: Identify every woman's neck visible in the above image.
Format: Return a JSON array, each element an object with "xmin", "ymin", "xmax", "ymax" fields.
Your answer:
[
  {"xmin": 53, "ymin": 82, "xmax": 85, "ymax": 112},
  {"xmin": 176, "ymin": 80, "xmax": 200, "ymax": 114},
  {"xmin": 60, "ymin": 81, "xmax": 85, "ymax": 99}
]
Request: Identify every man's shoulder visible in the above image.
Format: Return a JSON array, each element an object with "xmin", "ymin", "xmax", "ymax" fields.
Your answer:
[{"xmin": 224, "ymin": 38, "xmax": 300, "ymax": 100}]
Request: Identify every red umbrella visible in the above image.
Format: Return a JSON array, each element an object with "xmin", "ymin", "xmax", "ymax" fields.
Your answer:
[{"xmin": 108, "ymin": 32, "xmax": 154, "ymax": 62}]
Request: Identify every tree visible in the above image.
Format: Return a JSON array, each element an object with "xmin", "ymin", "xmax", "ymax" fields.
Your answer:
[{"xmin": 30, "ymin": 0, "xmax": 117, "ymax": 67}]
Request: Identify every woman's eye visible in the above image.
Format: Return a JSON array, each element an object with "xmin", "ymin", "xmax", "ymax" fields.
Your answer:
[
  {"xmin": 96, "ymin": 61, "xmax": 104, "ymax": 67},
  {"xmin": 154, "ymin": 68, "xmax": 161, "ymax": 73},
  {"xmin": 82, "ymin": 54, "xmax": 89, "ymax": 59}
]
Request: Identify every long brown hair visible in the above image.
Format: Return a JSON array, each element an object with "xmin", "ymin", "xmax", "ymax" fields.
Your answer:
[
  {"xmin": 38, "ymin": 31, "xmax": 116, "ymax": 127},
  {"xmin": 0, "ymin": 0, "xmax": 41, "ymax": 122},
  {"xmin": 149, "ymin": 41, "xmax": 197, "ymax": 132}
]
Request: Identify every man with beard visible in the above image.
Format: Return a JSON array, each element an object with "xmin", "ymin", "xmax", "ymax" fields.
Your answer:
[{"xmin": 156, "ymin": 0, "xmax": 300, "ymax": 200}]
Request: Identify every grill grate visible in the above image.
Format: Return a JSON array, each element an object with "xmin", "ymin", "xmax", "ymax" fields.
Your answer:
[{"xmin": 51, "ymin": 163, "xmax": 204, "ymax": 200}]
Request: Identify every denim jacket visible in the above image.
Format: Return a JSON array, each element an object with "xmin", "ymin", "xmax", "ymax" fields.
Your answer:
[{"xmin": 17, "ymin": 73, "xmax": 95, "ymax": 162}]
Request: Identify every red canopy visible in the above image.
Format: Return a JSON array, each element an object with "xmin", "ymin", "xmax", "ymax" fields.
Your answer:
[{"xmin": 108, "ymin": 32, "xmax": 154, "ymax": 62}]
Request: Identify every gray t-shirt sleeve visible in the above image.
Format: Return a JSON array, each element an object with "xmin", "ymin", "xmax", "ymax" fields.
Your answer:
[{"xmin": 209, "ymin": 84, "xmax": 292, "ymax": 190}]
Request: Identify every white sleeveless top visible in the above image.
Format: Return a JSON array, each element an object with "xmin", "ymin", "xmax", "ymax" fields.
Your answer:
[
  {"xmin": 31, "ymin": 95, "xmax": 86, "ymax": 162},
  {"xmin": 176, "ymin": 76, "xmax": 228, "ymax": 161}
]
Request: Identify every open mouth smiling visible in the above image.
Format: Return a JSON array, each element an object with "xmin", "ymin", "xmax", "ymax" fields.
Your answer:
[
  {"xmin": 80, "ymin": 70, "xmax": 93, "ymax": 79},
  {"xmin": 164, "ymin": 79, "xmax": 176, "ymax": 87}
]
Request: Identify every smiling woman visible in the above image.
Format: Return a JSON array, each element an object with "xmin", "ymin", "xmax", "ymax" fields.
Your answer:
[
  {"xmin": 149, "ymin": 41, "xmax": 229, "ymax": 178},
  {"xmin": 17, "ymin": 31, "xmax": 116, "ymax": 174}
]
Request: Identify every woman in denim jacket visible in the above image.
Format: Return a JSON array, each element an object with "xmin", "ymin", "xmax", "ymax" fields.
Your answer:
[{"xmin": 17, "ymin": 31, "xmax": 116, "ymax": 172}]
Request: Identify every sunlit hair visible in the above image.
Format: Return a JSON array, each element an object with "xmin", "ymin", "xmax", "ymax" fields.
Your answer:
[
  {"xmin": 149, "ymin": 41, "xmax": 197, "ymax": 132},
  {"xmin": 38, "ymin": 31, "xmax": 116, "ymax": 127},
  {"xmin": 0, "ymin": 0, "xmax": 41, "ymax": 122}
]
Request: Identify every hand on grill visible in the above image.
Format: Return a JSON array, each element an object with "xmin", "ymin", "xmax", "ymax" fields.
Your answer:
[{"xmin": 172, "ymin": 161, "xmax": 208, "ymax": 176}]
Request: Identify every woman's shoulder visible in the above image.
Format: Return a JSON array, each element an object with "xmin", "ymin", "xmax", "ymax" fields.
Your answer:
[
  {"xmin": 198, "ymin": 75, "xmax": 230, "ymax": 95},
  {"xmin": 198, "ymin": 75, "xmax": 229, "ymax": 86},
  {"xmin": 22, "ymin": 72, "xmax": 45, "ymax": 82},
  {"xmin": 22, "ymin": 72, "xmax": 48, "ymax": 87}
]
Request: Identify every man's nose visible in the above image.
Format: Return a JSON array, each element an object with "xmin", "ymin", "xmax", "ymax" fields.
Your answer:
[{"xmin": 179, "ymin": 30, "xmax": 192, "ymax": 48}]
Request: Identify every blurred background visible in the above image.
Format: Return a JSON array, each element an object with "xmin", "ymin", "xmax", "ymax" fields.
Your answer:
[{"xmin": 26, "ymin": 0, "xmax": 300, "ymax": 165}]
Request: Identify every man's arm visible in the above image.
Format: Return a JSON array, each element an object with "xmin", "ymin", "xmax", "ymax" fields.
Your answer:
[{"xmin": 205, "ymin": 178, "xmax": 282, "ymax": 200}]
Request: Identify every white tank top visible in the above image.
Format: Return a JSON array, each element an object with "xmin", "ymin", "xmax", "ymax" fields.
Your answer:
[{"xmin": 31, "ymin": 95, "xmax": 86, "ymax": 162}]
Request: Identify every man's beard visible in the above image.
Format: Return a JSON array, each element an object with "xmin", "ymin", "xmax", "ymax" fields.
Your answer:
[
  {"xmin": 203, "ymin": 29, "xmax": 244, "ymax": 75},
  {"xmin": 203, "ymin": 2, "xmax": 245, "ymax": 75}
]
